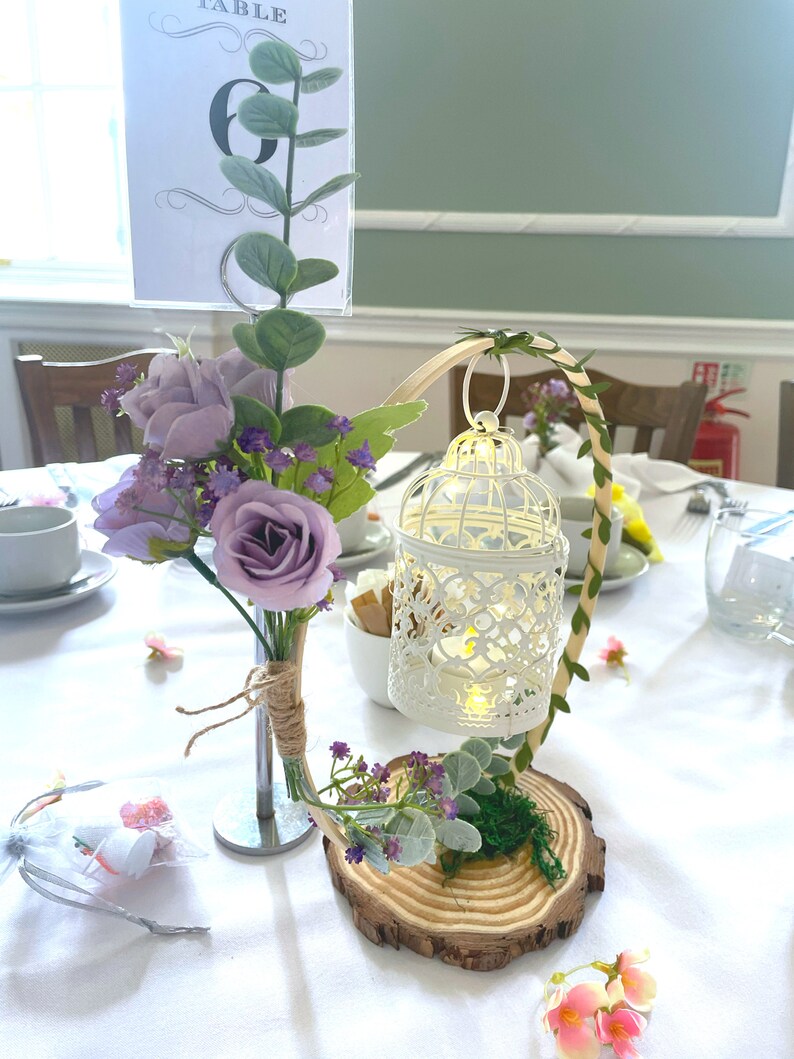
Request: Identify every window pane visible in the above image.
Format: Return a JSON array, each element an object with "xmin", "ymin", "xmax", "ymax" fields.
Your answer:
[
  {"xmin": 0, "ymin": 92, "xmax": 48, "ymax": 259},
  {"xmin": 33, "ymin": 0, "xmax": 115, "ymax": 85},
  {"xmin": 0, "ymin": 3, "xmax": 32, "ymax": 85},
  {"xmin": 40, "ymin": 89, "xmax": 125, "ymax": 262}
]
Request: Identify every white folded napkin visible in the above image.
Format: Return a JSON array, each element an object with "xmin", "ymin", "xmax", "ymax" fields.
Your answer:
[{"xmin": 520, "ymin": 424, "xmax": 704, "ymax": 499}]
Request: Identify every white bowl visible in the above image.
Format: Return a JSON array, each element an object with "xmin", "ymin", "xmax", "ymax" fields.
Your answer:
[
  {"xmin": 343, "ymin": 610, "xmax": 395, "ymax": 709},
  {"xmin": 560, "ymin": 496, "xmax": 624, "ymax": 579}
]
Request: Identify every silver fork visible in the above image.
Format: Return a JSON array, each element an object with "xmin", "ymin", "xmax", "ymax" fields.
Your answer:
[
  {"xmin": 720, "ymin": 498, "xmax": 748, "ymax": 514},
  {"xmin": 686, "ymin": 488, "xmax": 711, "ymax": 514}
]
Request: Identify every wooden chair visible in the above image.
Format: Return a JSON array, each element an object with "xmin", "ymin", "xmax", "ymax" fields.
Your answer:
[
  {"xmin": 15, "ymin": 350, "xmax": 159, "ymax": 466},
  {"xmin": 778, "ymin": 380, "xmax": 794, "ymax": 489},
  {"xmin": 451, "ymin": 365, "xmax": 707, "ymax": 464}
]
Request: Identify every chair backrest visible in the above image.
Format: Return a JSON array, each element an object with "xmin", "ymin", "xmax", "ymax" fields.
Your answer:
[
  {"xmin": 778, "ymin": 380, "xmax": 794, "ymax": 489},
  {"xmin": 450, "ymin": 365, "xmax": 707, "ymax": 464},
  {"xmin": 15, "ymin": 350, "xmax": 160, "ymax": 466}
]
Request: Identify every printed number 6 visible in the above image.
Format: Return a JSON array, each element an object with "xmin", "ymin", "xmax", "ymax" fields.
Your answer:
[{"xmin": 210, "ymin": 78, "xmax": 277, "ymax": 164}]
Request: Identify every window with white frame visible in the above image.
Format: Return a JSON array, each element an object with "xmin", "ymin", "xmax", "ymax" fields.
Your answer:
[{"xmin": 0, "ymin": 0, "xmax": 129, "ymax": 283}]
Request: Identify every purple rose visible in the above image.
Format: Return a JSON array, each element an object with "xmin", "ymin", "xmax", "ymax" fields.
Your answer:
[
  {"xmin": 210, "ymin": 480, "xmax": 341, "ymax": 611},
  {"xmin": 121, "ymin": 352, "xmax": 234, "ymax": 461},
  {"xmin": 92, "ymin": 466, "xmax": 197, "ymax": 561},
  {"xmin": 215, "ymin": 347, "xmax": 294, "ymax": 411}
]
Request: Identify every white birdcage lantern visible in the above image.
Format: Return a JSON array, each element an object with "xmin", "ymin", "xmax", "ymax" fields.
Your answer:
[{"xmin": 388, "ymin": 356, "xmax": 570, "ymax": 736}]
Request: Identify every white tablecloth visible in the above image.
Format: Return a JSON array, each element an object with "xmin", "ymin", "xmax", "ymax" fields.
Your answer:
[{"xmin": 1, "ymin": 457, "xmax": 792, "ymax": 1059}]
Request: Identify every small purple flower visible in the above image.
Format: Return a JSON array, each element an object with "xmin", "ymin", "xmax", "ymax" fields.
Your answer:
[
  {"xmin": 439, "ymin": 797, "xmax": 458, "ymax": 820},
  {"xmin": 134, "ymin": 450, "xmax": 169, "ymax": 491},
  {"xmin": 407, "ymin": 750, "xmax": 429, "ymax": 769},
  {"xmin": 114, "ymin": 484, "xmax": 141, "ymax": 516},
  {"xmin": 207, "ymin": 466, "xmax": 241, "ymax": 498},
  {"xmin": 384, "ymin": 836, "xmax": 402, "ymax": 862},
  {"xmin": 523, "ymin": 411, "xmax": 537, "ymax": 430},
  {"xmin": 264, "ymin": 448, "xmax": 294, "ymax": 473},
  {"xmin": 327, "ymin": 415, "xmax": 353, "ymax": 437},
  {"xmin": 238, "ymin": 427, "xmax": 274, "ymax": 453},
  {"xmin": 293, "ymin": 442, "xmax": 318, "ymax": 463},
  {"xmin": 328, "ymin": 562, "xmax": 347, "ymax": 583},
  {"xmin": 93, "ymin": 465, "xmax": 197, "ymax": 562},
  {"xmin": 100, "ymin": 387, "xmax": 123, "ymax": 414},
  {"xmin": 169, "ymin": 465, "xmax": 196, "ymax": 491},
  {"xmin": 304, "ymin": 467, "xmax": 334, "ymax": 494},
  {"xmin": 430, "ymin": 762, "xmax": 445, "ymax": 778},
  {"xmin": 424, "ymin": 774, "xmax": 443, "ymax": 797},
  {"xmin": 344, "ymin": 845, "xmax": 365, "ymax": 865},
  {"xmin": 115, "ymin": 362, "xmax": 139, "ymax": 387},
  {"xmin": 356, "ymin": 760, "xmax": 368, "ymax": 774},
  {"xmin": 346, "ymin": 439, "xmax": 377, "ymax": 472},
  {"xmin": 547, "ymin": 378, "xmax": 572, "ymax": 399},
  {"xmin": 330, "ymin": 741, "xmax": 350, "ymax": 760},
  {"xmin": 316, "ymin": 597, "xmax": 332, "ymax": 612},
  {"xmin": 371, "ymin": 762, "xmax": 391, "ymax": 783},
  {"xmin": 375, "ymin": 787, "xmax": 391, "ymax": 803}
]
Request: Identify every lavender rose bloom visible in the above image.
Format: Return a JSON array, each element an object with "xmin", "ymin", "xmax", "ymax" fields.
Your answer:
[
  {"xmin": 210, "ymin": 480, "xmax": 341, "ymax": 611},
  {"xmin": 215, "ymin": 347, "xmax": 294, "ymax": 411},
  {"xmin": 93, "ymin": 466, "xmax": 197, "ymax": 561},
  {"xmin": 121, "ymin": 352, "xmax": 234, "ymax": 461}
]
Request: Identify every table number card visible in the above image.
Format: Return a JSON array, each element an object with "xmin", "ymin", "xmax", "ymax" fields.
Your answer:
[{"xmin": 119, "ymin": 0, "xmax": 354, "ymax": 313}]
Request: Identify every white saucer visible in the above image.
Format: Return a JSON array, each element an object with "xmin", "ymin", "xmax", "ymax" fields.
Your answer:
[
  {"xmin": 0, "ymin": 550, "xmax": 117, "ymax": 614},
  {"xmin": 335, "ymin": 522, "xmax": 394, "ymax": 570},
  {"xmin": 565, "ymin": 543, "xmax": 650, "ymax": 593}
]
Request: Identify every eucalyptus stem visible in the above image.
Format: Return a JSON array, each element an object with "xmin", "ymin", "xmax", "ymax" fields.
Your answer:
[{"xmin": 184, "ymin": 551, "xmax": 274, "ymax": 662}]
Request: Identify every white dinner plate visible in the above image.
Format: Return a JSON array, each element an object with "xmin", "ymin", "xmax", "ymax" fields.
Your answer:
[
  {"xmin": 565, "ymin": 542, "xmax": 650, "ymax": 592},
  {"xmin": 0, "ymin": 550, "xmax": 117, "ymax": 615},
  {"xmin": 335, "ymin": 521, "xmax": 394, "ymax": 570}
]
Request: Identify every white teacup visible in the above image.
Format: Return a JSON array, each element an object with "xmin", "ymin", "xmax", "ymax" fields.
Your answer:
[
  {"xmin": 560, "ymin": 496, "xmax": 624, "ymax": 579},
  {"xmin": 0, "ymin": 505, "xmax": 81, "ymax": 595},
  {"xmin": 343, "ymin": 609, "xmax": 395, "ymax": 708},
  {"xmin": 338, "ymin": 506, "xmax": 368, "ymax": 555}
]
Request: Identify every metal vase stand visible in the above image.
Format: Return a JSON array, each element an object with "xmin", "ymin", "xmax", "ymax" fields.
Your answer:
[{"xmin": 212, "ymin": 250, "xmax": 315, "ymax": 855}]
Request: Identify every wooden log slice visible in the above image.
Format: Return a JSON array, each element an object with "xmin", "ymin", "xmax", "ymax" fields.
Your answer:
[{"xmin": 323, "ymin": 766, "xmax": 605, "ymax": 972}]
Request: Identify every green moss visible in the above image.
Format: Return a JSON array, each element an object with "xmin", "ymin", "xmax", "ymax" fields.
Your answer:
[{"xmin": 440, "ymin": 785, "xmax": 566, "ymax": 888}]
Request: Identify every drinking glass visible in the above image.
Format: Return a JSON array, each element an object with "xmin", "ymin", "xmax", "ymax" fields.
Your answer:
[{"xmin": 705, "ymin": 508, "xmax": 794, "ymax": 640}]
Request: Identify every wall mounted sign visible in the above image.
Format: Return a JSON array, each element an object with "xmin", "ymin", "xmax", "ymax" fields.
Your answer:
[{"xmin": 119, "ymin": 0, "xmax": 353, "ymax": 313}]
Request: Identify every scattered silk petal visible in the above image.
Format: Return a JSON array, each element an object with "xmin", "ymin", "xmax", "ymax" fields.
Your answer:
[{"xmin": 144, "ymin": 632, "xmax": 183, "ymax": 662}]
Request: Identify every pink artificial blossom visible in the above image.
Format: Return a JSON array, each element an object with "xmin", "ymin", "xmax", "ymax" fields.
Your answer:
[
  {"xmin": 598, "ymin": 635, "xmax": 630, "ymax": 683},
  {"xmin": 543, "ymin": 982, "xmax": 609, "ymax": 1059},
  {"xmin": 595, "ymin": 1008, "xmax": 647, "ymax": 1059},
  {"xmin": 144, "ymin": 632, "xmax": 183, "ymax": 662},
  {"xmin": 616, "ymin": 949, "xmax": 657, "ymax": 1012}
]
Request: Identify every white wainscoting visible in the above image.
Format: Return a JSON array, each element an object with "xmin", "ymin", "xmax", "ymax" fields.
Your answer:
[{"xmin": 1, "ymin": 301, "xmax": 791, "ymax": 483}]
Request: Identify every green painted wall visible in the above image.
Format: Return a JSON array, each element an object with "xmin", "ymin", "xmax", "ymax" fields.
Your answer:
[{"xmin": 351, "ymin": 0, "xmax": 794, "ymax": 318}]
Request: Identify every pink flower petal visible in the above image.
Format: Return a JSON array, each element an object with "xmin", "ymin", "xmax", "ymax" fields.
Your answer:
[
  {"xmin": 617, "ymin": 948, "xmax": 650, "ymax": 971},
  {"xmin": 566, "ymin": 981, "xmax": 610, "ymax": 1018},
  {"xmin": 555, "ymin": 1018, "xmax": 602, "ymax": 1059},
  {"xmin": 606, "ymin": 978, "xmax": 626, "ymax": 1009},
  {"xmin": 620, "ymin": 967, "xmax": 657, "ymax": 1012}
]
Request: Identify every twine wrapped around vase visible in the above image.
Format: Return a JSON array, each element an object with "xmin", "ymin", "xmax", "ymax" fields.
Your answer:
[{"xmin": 176, "ymin": 661, "xmax": 306, "ymax": 760}]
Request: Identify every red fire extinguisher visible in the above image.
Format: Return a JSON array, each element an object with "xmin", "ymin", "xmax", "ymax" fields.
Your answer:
[{"xmin": 689, "ymin": 388, "xmax": 750, "ymax": 480}]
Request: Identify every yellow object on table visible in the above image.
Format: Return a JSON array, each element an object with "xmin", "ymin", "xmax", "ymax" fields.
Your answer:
[{"xmin": 588, "ymin": 482, "xmax": 664, "ymax": 563}]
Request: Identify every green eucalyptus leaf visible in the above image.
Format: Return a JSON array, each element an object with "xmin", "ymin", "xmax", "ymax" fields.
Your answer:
[
  {"xmin": 442, "ymin": 751, "xmax": 481, "ymax": 796},
  {"xmin": 459, "ymin": 738, "xmax": 492, "ymax": 771},
  {"xmin": 453, "ymin": 792, "xmax": 480, "ymax": 816},
  {"xmin": 219, "ymin": 156, "xmax": 288, "ymax": 215},
  {"xmin": 486, "ymin": 755, "xmax": 511, "ymax": 776},
  {"xmin": 433, "ymin": 817, "xmax": 482, "ymax": 854},
  {"xmin": 472, "ymin": 775, "xmax": 496, "ymax": 796},
  {"xmin": 231, "ymin": 395, "xmax": 281, "ymax": 441},
  {"xmin": 292, "ymin": 172, "xmax": 358, "ymax": 216},
  {"xmin": 288, "ymin": 258, "xmax": 339, "ymax": 295},
  {"xmin": 300, "ymin": 67, "xmax": 343, "ymax": 93},
  {"xmin": 347, "ymin": 824, "xmax": 389, "ymax": 874},
  {"xmin": 237, "ymin": 93, "xmax": 298, "ymax": 139},
  {"xmin": 254, "ymin": 308, "xmax": 326, "ymax": 370},
  {"xmin": 597, "ymin": 514, "xmax": 612, "ymax": 545},
  {"xmin": 279, "ymin": 403, "xmax": 336, "ymax": 447},
  {"xmin": 231, "ymin": 322, "xmax": 263, "ymax": 364},
  {"xmin": 500, "ymin": 734, "xmax": 526, "ymax": 750},
  {"xmin": 382, "ymin": 808, "xmax": 436, "ymax": 867},
  {"xmin": 248, "ymin": 40, "xmax": 302, "ymax": 83},
  {"xmin": 550, "ymin": 692, "xmax": 572, "ymax": 714},
  {"xmin": 295, "ymin": 128, "xmax": 347, "ymax": 149},
  {"xmin": 234, "ymin": 233, "xmax": 297, "ymax": 296}
]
